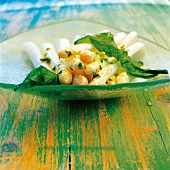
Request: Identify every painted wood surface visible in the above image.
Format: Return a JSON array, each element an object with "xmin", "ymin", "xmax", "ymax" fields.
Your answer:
[
  {"xmin": 0, "ymin": 90, "xmax": 70, "ymax": 169},
  {"xmin": 1, "ymin": 86, "xmax": 170, "ymax": 169},
  {"xmin": 70, "ymin": 88, "xmax": 170, "ymax": 169},
  {"xmin": 0, "ymin": 2, "xmax": 170, "ymax": 170}
]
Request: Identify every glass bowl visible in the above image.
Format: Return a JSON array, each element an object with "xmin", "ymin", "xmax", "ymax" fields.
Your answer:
[{"xmin": 0, "ymin": 19, "xmax": 170, "ymax": 100}]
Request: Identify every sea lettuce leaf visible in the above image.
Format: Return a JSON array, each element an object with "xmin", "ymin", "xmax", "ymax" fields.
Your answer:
[{"xmin": 15, "ymin": 66, "xmax": 59, "ymax": 90}]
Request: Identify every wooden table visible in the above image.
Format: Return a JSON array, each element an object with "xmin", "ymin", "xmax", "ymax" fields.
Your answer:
[{"xmin": 0, "ymin": 2, "xmax": 170, "ymax": 169}]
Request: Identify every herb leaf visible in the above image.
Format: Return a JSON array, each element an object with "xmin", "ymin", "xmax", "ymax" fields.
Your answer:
[
  {"xmin": 15, "ymin": 66, "xmax": 59, "ymax": 90},
  {"xmin": 93, "ymin": 73, "xmax": 100, "ymax": 78},
  {"xmin": 46, "ymin": 47, "xmax": 50, "ymax": 51},
  {"xmin": 75, "ymin": 32, "xmax": 168, "ymax": 78},
  {"xmin": 65, "ymin": 50, "xmax": 72, "ymax": 57},
  {"xmin": 52, "ymin": 66, "xmax": 56, "ymax": 71},
  {"xmin": 40, "ymin": 57, "xmax": 51, "ymax": 64},
  {"xmin": 78, "ymin": 62, "xmax": 85, "ymax": 69}
]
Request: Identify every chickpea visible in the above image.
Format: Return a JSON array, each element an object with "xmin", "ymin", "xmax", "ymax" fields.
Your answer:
[
  {"xmin": 119, "ymin": 72, "xmax": 129, "ymax": 82},
  {"xmin": 80, "ymin": 50, "xmax": 95, "ymax": 64},
  {"xmin": 116, "ymin": 72, "xmax": 129, "ymax": 84},
  {"xmin": 116, "ymin": 76, "xmax": 127, "ymax": 84},
  {"xmin": 59, "ymin": 69, "xmax": 73, "ymax": 84},
  {"xmin": 107, "ymin": 75, "xmax": 116, "ymax": 85},
  {"xmin": 70, "ymin": 58, "xmax": 85, "ymax": 71},
  {"xmin": 84, "ymin": 61, "xmax": 100, "ymax": 75},
  {"xmin": 58, "ymin": 46, "xmax": 78, "ymax": 58},
  {"xmin": 72, "ymin": 74, "xmax": 88, "ymax": 85}
]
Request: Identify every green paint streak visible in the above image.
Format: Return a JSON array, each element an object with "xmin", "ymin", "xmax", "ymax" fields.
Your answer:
[
  {"xmin": 56, "ymin": 100, "xmax": 70, "ymax": 167},
  {"xmin": 70, "ymin": 100, "xmax": 103, "ymax": 169},
  {"xmin": 0, "ymin": 95, "xmax": 21, "ymax": 157},
  {"xmin": 32, "ymin": 99, "xmax": 70, "ymax": 168},
  {"xmin": 144, "ymin": 88, "xmax": 170, "ymax": 157},
  {"xmin": 34, "ymin": 108, "xmax": 50, "ymax": 163}
]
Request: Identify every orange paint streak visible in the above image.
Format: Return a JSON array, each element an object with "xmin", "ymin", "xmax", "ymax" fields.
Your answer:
[
  {"xmin": 22, "ymin": 130, "xmax": 37, "ymax": 169},
  {"xmin": 0, "ymin": 94, "xmax": 8, "ymax": 115},
  {"xmin": 79, "ymin": 117, "xmax": 102, "ymax": 168},
  {"xmin": 81, "ymin": 118, "xmax": 99, "ymax": 146},
  {"xmin": 0, "ymin": 96, "xmax": 69, "ymax": 170},
  {"xmin": 82, "ymin": 120, "xmax": 93, "ymax": 147},
  {"xmin": 142, "ymin": 125, "xmax": 157, "ymax": 134},
  {"xmin": 80, "ymin": 122, "xmax": 85, "ymax": 145},
  {"xmin": 165, "ymin": 112, "xmax": 170, "ymax": 133},
  {"xmin": 99, "ymin": 100, "xmax": 119, "ymax": 169},
  {"xmin": 122, "ymin": 98, "xmax": 148, "ymax": 170},
  {"xmin": 1, "ymin": 129, "xmax": 38, "ymax": 170},
  {"xmin": 71, "ymin": 153, "xmax": 75, "ymax": 170},
  {"xmin": 87, "ymin": 120, "xmax": 93, "ymax": 145},
  {"xmin": 154, "ymin": 88, "xmax": 170, "ymax": 132},
  {"xmin": 109, "ymin": 150, "xmax": 119, "ymax": 169},
  {"xmin": 0, "ymin": 119, "xmax": 62, "ymax": 170},
  {"xmin": 46, "ymin": 124, "xmax": 54, "ymax": 147},
  {"xmin": 16, "ymin": 95, "xmax": 30, "ymax": 118},
  {"xmin": 155, "ymin": 88, "xmax": 170, "ymax": 104}
]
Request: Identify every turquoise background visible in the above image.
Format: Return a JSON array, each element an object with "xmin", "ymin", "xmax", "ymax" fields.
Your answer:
[{"xmin": 0, "ymin": 0, "xmax": 170, "ymax": 46}]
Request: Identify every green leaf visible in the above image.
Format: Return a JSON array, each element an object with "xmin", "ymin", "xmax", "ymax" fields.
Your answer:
[
  {"xmin": 74, "ymin": 35, "xmax": 91, "ymax": 44},
  {"xmin": 131, "ymin": 61, "xmax": 144, "ymax": 67},
  {"xmin": 15, "ymin": 66, "xmax": 59, "ymax": 90},
  {"xmin": 125, "ymin": 62, "xmax": 168, "ymax": 78}
]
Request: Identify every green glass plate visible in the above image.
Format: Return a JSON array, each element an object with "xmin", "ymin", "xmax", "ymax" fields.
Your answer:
[{"xmin": 0, "ymin": 19, "xmax": 170, "ymax": 100}]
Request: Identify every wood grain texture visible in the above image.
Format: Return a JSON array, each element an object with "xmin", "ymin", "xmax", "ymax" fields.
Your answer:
[
  {"xmin": 0, "ymin": 89, "xmax": 70, "ymax": 170},
  {"xmin": 144, "ymin": 86, "xmax": 170, "ymax": 157},
  {"xmin": 70, "ymin": 93, "xmax": 170, "ymax": 169}
]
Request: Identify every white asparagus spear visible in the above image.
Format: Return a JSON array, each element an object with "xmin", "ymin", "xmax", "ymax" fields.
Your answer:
[
  {"xmin": 118, "ymin": 31, "xmax": 138, "ymax": 49},
  {"xmin": 41, "ymin": 42, "xmax": 60, "ymax": 70},
  {"xmin": 84, "ymin": 33, "xmax": 93, "ymax": 36},
  {"xmin": 100, "ymin": 29, "xmax": 109, "ymax": 33},
  {"xmin": 41, "ymin": 42, "xmax": 56, "ymax": 51},
  {"xmin": 23, "ymin": 42, "xmax": 51, "ymax": 70},
  {"xmin": 116, "ymin": 72, "xmax": 130, "ymax": 84},
  {"xmin": 107, "ymin": 57, "xmax": 117, "ymax": 63},
  {"xmin": 73, "ymin": 43, "xmax": 93, "ymax": 51},
  {"xmin": 55, "ymin": 38, "xmax": 70, "ymax": 52},
  {"xmin": 126, "ymin": 42, "xmax": 145, "ymax": 57},
  {"xmin": 89, "ymin": 64, "xmax": 118, "ymax": 85},
  {"xmin": 114, "ymin": 32, "xmax": 126, "ymax": 46},
  {"xmin": 73, "ymin": 35, "xmax": 81, "ymax": 43}
]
